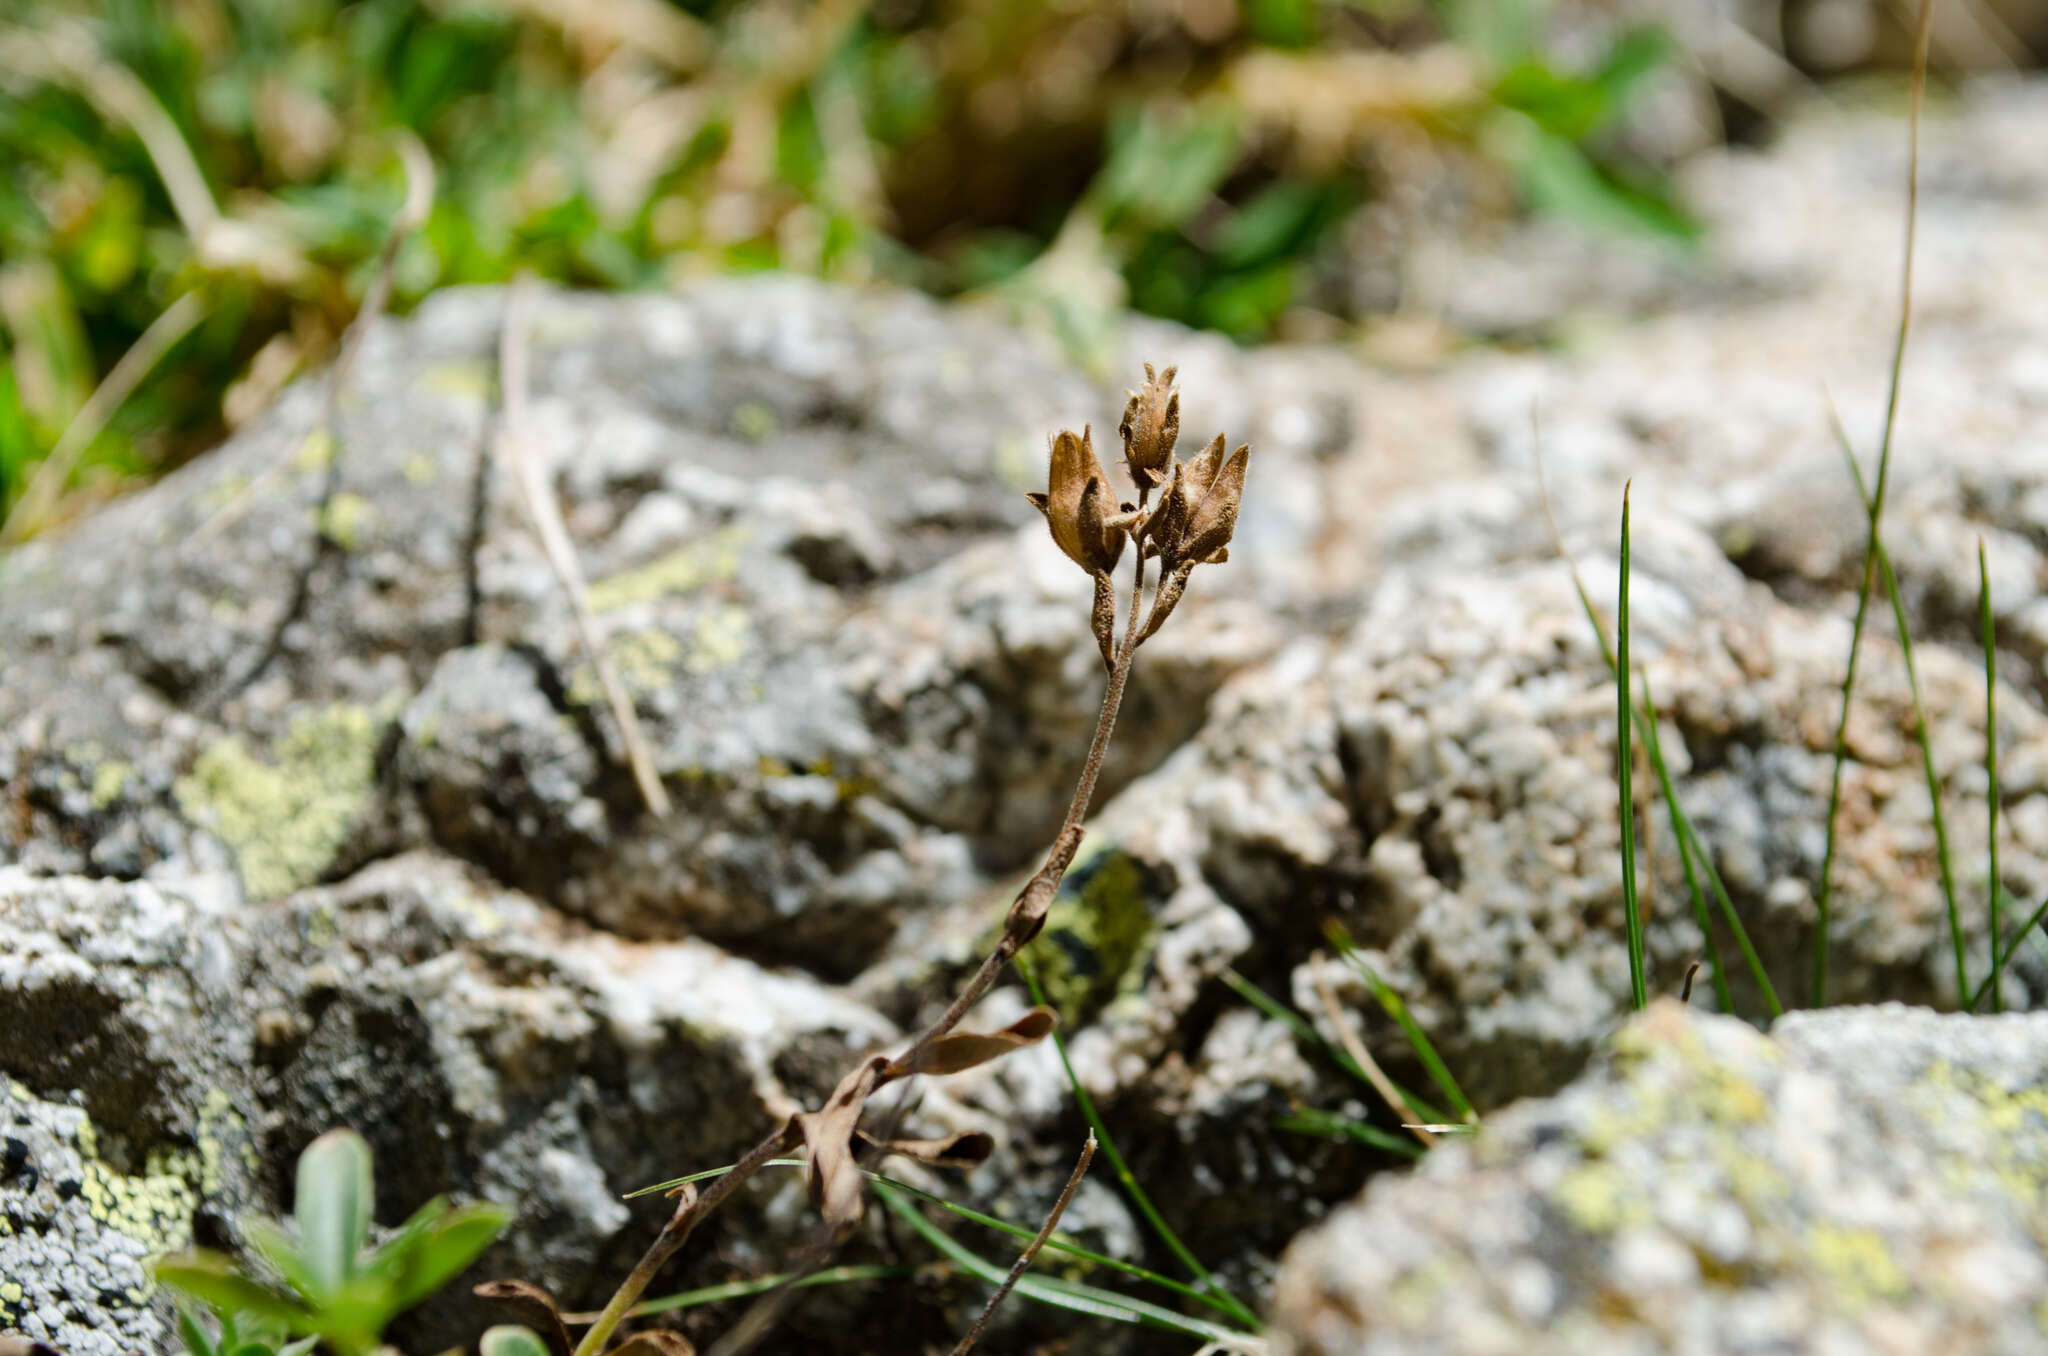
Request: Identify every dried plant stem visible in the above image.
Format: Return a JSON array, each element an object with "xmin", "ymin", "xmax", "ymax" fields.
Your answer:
[
  {"xmin": 573, "ymin": 1127, "xmax": 801, "ymax": 1356},
  {"xmin": 498, "ymin": 277, "xmax": 671, "ymax": 818},
  {"xmin": 577, "ymin": 538, "xmax": 1157, "ymax": 1355},
  {"xmin": 1, "ymin": 290, "xmax": 205, "ymax": 545},
  {"xmin": 950, "ymin": 1135, "xmax": 1097, "ymax": 1356},
  {"xmin": 1309, "ymin": 964, "xmax": 1434, "ymax": 1149}
]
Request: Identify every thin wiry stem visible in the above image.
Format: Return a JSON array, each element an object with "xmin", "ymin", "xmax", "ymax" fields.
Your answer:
[
  {"xmin": 1980, "ymin": 541, "xmax": 2003, "ymax": 1012},
  {"xmin": 949, "ymin": 1135, "xmax": 1096, "ymax": 1356},
  {"xmin": 1813, "ymin": 0, "xmax": 1931, "ymax": 1007}
]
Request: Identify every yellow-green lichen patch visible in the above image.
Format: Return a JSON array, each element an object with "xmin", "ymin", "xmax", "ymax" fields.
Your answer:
[
  {"xmin": 72, "ymin": 1113, "xmax": 198, "ymax": 1266},
  {"xmin": 732, "ymin": 401, "xmax": 778, "ymax": 441},
  {"xmin": 1806, "ymin": 1225, "xmax": 1907, "ymax": 1308},
  {"xmin": 1028, "ymin": 848, "xmax": 1158, "ymax": 1026},
  {"xmin": 403, "ymin": 452, "xmax": 440, "ymax": 486},
  {"xmin": 318, "ymin": 491, "xmax": 376, "ymax": 550},
  {"xmin": 419, "ymin": 360, "xmax": 492, "ymax": 404},
  {"xmin": 687, "ymin": 605, "xmax": 750, "ymax": 673},
  {"xmin": 90, "ymin": 760, "xmax": 130, "ymax": 810},
  {"xmin": 570, "ymin": 627, "xmax": 683, "ymax": 705},
  {"xmin": 174, "ymin": 701, "xmax": 394, "ymax": 900},
  {"xmin": 1552, "ymin": 1161, "xmax": 1652, "ymax": 1234},
  {"xmin": 587, "ymin": 526, "xmax": 748, "ymax": 613},
  {"xmin": 294, "ymin": 428, "xmax": 337, "ymax": 473},
  {"xmin": 1920, "ymin": 1062, "xmax": 2048, "ymax": 1208}
]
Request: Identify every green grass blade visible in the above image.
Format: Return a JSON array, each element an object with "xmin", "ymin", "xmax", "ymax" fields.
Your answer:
[
  {"xmin": 1633, "ymin": 672, "xmax": 1731, "ymax": 1012},
  {"xmin": 1020, "ymin": 957, "xmax": 1261, "ymax": 1332},
  {"xmin": 871, "ymin": 1180, "xmax": 1247, "ymax": 1344},
  {"xmin": 629, "ymin": 1265, "xmax": 912, "ymax": 1318},
  {"xmin": 1274, "ymin": 1107, "xmax": 1424, "ymax": 1160},
  {"xmin": 1980, "ymin": 540, "xmax": 2003, "ymax": 1012},
  {"xmin": 624, "ymin": 1159, "xmax": 806, "ymax": 1200},
  {"xmin": 1815, "ymin": 0, "xmax": 1929, "ymax": 1007},
  {"xmin": 1218, "ymin": 968, "xmax": 1450, "ymax": 1127},
  {"xmin": 862, "ymin": 1171, "xmax": 1247, "ymax": 1320},
  {"xmin": 1322, "ymin": 922, "xmax": 1475, "ymax": 1124},
  {"xmin": 1542, "ymin": 488, "xmax": 1776, "ymax": 1016},
  {"xmin": 1616, "ymin": 483, "xmax": 1647, "ymax": 1010},
  {"xmin": 1828, "ymin": 407, "xmax": 1967, "ymax": 1003},
  {"xmin": 1873, "ymin": 546, "xmax": 1968, "ymax": 1001},
  {"xmin": 1969, "ymin": 895, "xmax": 2048, "ymax": 1013}
]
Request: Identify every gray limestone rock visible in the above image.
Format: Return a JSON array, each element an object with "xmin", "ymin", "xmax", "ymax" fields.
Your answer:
[{"xmin": 1271, "ymin": 1001, "xmax": 2048, "ymax": 1356}]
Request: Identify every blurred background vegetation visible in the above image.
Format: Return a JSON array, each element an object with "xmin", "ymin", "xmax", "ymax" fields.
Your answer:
[{"xmin": 2, "ymin": 0, "xmax": 2044, "ymax": 537}]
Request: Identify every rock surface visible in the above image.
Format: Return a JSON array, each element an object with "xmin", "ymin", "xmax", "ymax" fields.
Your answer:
[
  {"xmin": 1272, "ymin": 1001, "xmax": 2048, "ymax": 1356},
  {"xmin": 2, "ymin": 80, "xmax": 2047, "ymax": 1354}
]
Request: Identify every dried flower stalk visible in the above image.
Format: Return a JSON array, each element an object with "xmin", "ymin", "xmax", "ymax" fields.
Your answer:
[{"xmin": 556, "ymin": 362, "xmax": 1247, "ymax": 1354}]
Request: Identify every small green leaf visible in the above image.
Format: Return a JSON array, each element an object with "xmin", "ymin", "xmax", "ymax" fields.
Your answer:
[
  {"xmin": 175, "ymin": 1304, "xmax": 220, "ymax": 1356},
  {"xmin": 276, "ymin": 1339, "xmax": 320, "ymax": 1356},
  {"xmin": 242, "ymin": 1216, "xmax": 323, "ymax": 1303},
  {"xmin": 153, "ymin": 1252, "xmax": 308, "ymax": 1326},
  {"xmin": 386, "ymin": 1203, "xmax": 511, "ymax": 1309},
  {"xmin": 479, "ymin": 1326, "xmax": 554, "ymax": 1356},
  {"xmin": 294, "ymin": 1130, "xmax": 375, "ymax": 1296}
]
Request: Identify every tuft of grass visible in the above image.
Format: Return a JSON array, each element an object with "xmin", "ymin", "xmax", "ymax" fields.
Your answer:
[
  {"xmin": 1615, "ymin": 482, "xmax": 1648, "ymax": 1011},
  {"xmin": 1534, "ymin": 432, "xmax": 1776, "ymax": 1015},
  {"xmin": 1019, "ymin": 956, "xmax": 1262, "ymax": 1332},
  {"xmin": 1979, "ymin": 540, "xmax": 2003, "ymax": 1012}
]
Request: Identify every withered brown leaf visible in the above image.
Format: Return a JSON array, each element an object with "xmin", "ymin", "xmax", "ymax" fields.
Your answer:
[
  {"xmin": 886, "ymin": 1007, "xmax": 1057, "ymax": 1078},
  {"xmin": 855, "ymin": 1129, "xmax": 996, "ymax": 1169},
  {"xmin": 794, "ymin": 1057, "xmax": 889, "ymax": 1239}
]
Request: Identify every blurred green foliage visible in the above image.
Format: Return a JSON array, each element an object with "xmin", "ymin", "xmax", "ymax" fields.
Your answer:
[{"xmin": 0, "ymin": 0, "xmax": 1692, "ymax": 527}]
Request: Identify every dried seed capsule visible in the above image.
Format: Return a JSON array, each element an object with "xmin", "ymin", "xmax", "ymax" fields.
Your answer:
[
  {"xmin": 1119, "ymin": 362, "xmax": 1180, "ymax": 492},
  {"xmin": 1026, "ymin": 426, "xmax": 1127, "ymax": 576}
]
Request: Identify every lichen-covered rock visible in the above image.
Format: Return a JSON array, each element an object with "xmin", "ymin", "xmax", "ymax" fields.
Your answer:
[{"xmin": 1271, "ymin": 1002, "xmax": 2048, "ymax": 1356}]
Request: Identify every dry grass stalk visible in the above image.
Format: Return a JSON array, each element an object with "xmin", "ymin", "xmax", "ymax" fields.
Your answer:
[
  {"xmin": 496, "ymin": 277, "xmax": 671, "ymax": 819},
  {"xmin": 1310, "ymin": 961, "xmax": 1435, "ymax": 1149},
  {"xmin": 0, "ymin": 291, "xmax": 206, "ymax": 545}
]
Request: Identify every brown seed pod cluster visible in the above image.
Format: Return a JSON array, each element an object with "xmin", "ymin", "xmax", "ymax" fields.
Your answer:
[{"xmin": 1027, "ymin": 361, "xmax": 1249, "ymax": 667}]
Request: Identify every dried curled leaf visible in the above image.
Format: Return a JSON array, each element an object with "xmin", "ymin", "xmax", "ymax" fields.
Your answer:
[
  {"xmin": 887, "ymin": 1007, "xmax": 1057, "ymax": 1078},
  {"xmin": 0, "ymin": 1340, "xmax": 62, "ymax": 1356},
  {"xmin": 1004, "ymin": 824, "xmax": 1083, "ymax": 945},
  {"xmin": 856, "ymin": 1129, "xmax": 997, "ymax": 1169},
  {"xmin": 794, "ymin": 1057, "xmax": 889, "ymax": 1239},
  {"xmin": 1118, "ymin": 362, "xmax": 1179, "ymax": 491},
  {"xmin": 473, "ymin": 1280, "xmax": 574, "ymax": 1356},
  {"xmin": 1026, "ymin": 427, "xmax": 1126, "ymax": 576}
]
